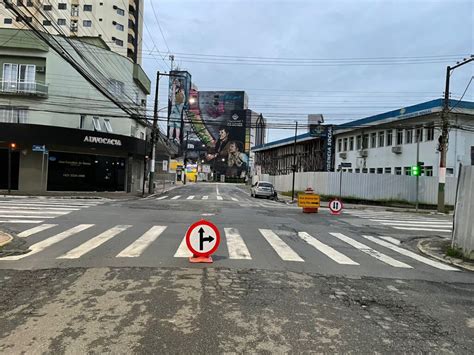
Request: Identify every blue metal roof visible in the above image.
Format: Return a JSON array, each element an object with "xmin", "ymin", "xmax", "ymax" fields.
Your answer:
[{"xmin": 252, "ymin": 99, "xmax": 474, "ymax": 152}]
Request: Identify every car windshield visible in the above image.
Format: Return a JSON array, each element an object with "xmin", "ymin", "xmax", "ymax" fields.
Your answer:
[{"xmin": 258, "ymin": 183, "xmax": 273, "ymax": 188}]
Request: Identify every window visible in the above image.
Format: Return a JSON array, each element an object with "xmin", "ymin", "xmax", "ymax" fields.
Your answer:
[
  {"xmin": 378, "ymin": 131, "xmax": 384, "ymax": 147},
  {"xmin": 386, "ymin": 129, "xmax": 393, "ymax": 146},
  {"xmin": 404, "ymin": 167, "xmax": 411, "ymax": 175},
  {"xmin": 396, "ymin": 129, "xmax": 403, "ymax": 145},
  {"xmin": 362, "ymin": 134, "xmax": 369, "ymax": 149},
  {"xmin": 369, "ymin": 168, "xmax": 376, "ymax": 174},
  {"xmin": 116, "ymin": 23, "xmax": 124, "ymax": 31},
  {"xmin": 116, "ymin": 7, "xmax": 125, "ymax": 16},
  {"xmin": 80, "ymin": 115, "xmax": 86, "ymax": 129},
  {"xmin": 348, "ymin": 169, "xmax": 353, "ymax": 173},
  {"xmin": 446, "ymin": 168, "xmax": 454, "ymax": 175},
  {"xmin": 356, "ymin": 135, "xmax": 362, "ymax": 150},
  {"xmin": 355, "ymin": 168, "xmax": 360, "ymax": 173},
  {"xmin": 416, "ymin": 127, "xmax": 423, "ymax": 142},
  {"xmin": 92, "ymin": 117, "xmax": 101, "ymax": 131},
  {"xmin": 395, "ymin": 167, "xmax": 402, "ymax": 175},
  {"xmin": 377, "ymin": 168, "xmax": 383, "ymax": 174},
  {"xmin": 83, "ymin": 20, "xmax": 92, "ymax": 27},
  {"xmin": 43, "ymin": 20, "xmax": 51, "ymax": 26},
  {"xmin": 84, "ymin": 4, "xmax": 93, "ymax": 11},
  {"xmin": 362, "ymin": 168, "xmax": 368, "ymax": 173},
  {"xmin": 140, "ymin": 132, "xmax": 145, "ymax": 140},
  {"xmin": 58, "ymin": 3, "xmax": 67, "ymax": 10},
  {"xmin": 43, "ymin": 4, "xmax": 52, "ymax": 11},
  {"xmin": 424, "ymin": 166, "xmax": 433, "ymax": 177},
  {"xmin": 16, "ymin": 0, "xmax": 23, "ymax": 5},
  {"xmin": 337, "ymin": 138, "xmax": 342, "ymax": 152},
  {"xmin": 103, "ymin": 119, "xmax": 113, "ymax": 133},
  {"xmin": 370, "ymin": 133, "xmax": 377, "ymax": 148},
  {"xmin": 3, "ymin": 63, "xmax": 36, "ymax": 92},
  {"xmin": 426, "ymin": 126, "xmax": 435, "ymax": 141},
  {"xmin": 0, "ymin": 106, "xmax": 28, "ymax": 123},
  {"xmin": 405, "ymin": 129, "xmax": 413, "ymax": 144},
  {"xmin": 115, "ymin": 38, "xmax": 124, "ymax": 46},
  {"xmin": 4, "ymin": 18, "xmax": 13, "ymax": 24},
  {"xmin": 58, "ymin": 18, "xmax": 66, "ymax": 25},
  {"xmin": 384, "ymin": 167, "xmax": 392, "ymax": 174},
  {"xmin": 26, "ymin": 0, "xmax": 33, "ymax": 6},
  {"xmin": 108, "ymin": 79, "xmax": 124, "ymax": 96},
  {"xmin": 343, "ymin": 138, "xmax": 348, "ymax": 151},
  {"xmin": 71, "ymin": 5, "xmax": 79, "ymax": 16},
  {"xmin": 349, "ymin": 137, "xmax": 354, "ymax": 151}
]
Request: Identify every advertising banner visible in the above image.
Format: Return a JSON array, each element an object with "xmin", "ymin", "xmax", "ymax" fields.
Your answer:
[{"xmin": 167, "ymin": 71, "xmax": 192, "ymax": 143}]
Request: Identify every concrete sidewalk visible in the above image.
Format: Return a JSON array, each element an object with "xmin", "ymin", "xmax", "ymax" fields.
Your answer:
[
  {"xmin": 418, "ymin": 238, "xmax": 474, "ymax": 272},
  {"xmin": 0, "ymin": 231, "xmax": 12, "ymax": 248}
]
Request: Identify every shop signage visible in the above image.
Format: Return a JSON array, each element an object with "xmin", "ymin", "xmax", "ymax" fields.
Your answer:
[{"xmin": 83, "ymin": 136, "xmax": 122, "ymax": 146}]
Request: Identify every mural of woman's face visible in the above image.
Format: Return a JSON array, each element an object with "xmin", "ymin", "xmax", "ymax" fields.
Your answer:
[{"xmin": 229, "ymin": 143, "xmax": 237, "ymax": 153}]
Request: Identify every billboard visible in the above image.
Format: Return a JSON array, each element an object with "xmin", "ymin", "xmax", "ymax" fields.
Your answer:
[
  {"xmin": 167, "ymin": 70, "xmax": 192, "ymax": 143},
  {"xmin": 181, "ymin": 91, "xmax": 250, "ymax": 179}
]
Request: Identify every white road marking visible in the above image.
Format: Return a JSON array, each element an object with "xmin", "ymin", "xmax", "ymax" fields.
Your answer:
[
  {"xmin": 231, "ymin": 197, "xmax": 239, "ymax": 202},
  {"xmin": 216, "ymin": 184, "xmax": 219, "ymax": 195},
  {"xmin": 380, "ymin": 236, "xmax": 401, "ymax": 245},
  {"xmin": 0, "ymin": 215, "xmax": 55, "ymax": 219},
  {"xmin": 392, "ymin": 227, "xmax": 452, "ymax": 232},
  {"xmin": 259, "ymin": 229, "xmax": 304, "ymax": 262},
  {"xmin": 156, "ymin": 196, "xmax": 168, "ymax": 200},
  {"xmin": 202, "ymin": 196, "xmax": 209, "ymax": 200},
  {"xmin": 18, "ymin": 224, "xmax": 58, "ymax": 238},
  {"xmin": 0, "ymin": 202, "xmax": 99, "ymax": 208},
  {"xmin": 362, "ymin": 235, "xmax": 459, "ymax": 271},
  {"xmin": 170, "ymin": 196, "xmax": 181, "ymax": 200},
  {"xmin": 0, "ymin": 206, "xmax": 79, "ymax": 211},
  {"xmin": 216, "ymin": 196, "xmax": 223, "ymax": 201},
  {"xmin": 0, "ymin": 210, "xmax": 68, "ymax": 215},
  {"xmin": 225, "ymin": 228, "xmax": 251, "ymax": 260},
  {"xmin": 298, "ymin": 232, "xmax": 359, "ymax": 265},
  {"xmin": 116, "ymin": 226, "xmax": 167, "ymax": 257},
  {"xmin": 187, "ymin": 196, "xmax": 195, "ymax": 200},
  {"xmin": 174, "ymin": 235, "xmax": 192, "ymax": 257},
  {"xmin": 0, "ymin": 220, "xmax": 43, "ymax": 224},
  {"xmin": 370, "ymin": 219, "xmax": 452, "ymax": 225},
  {"xmin": 329, "ymin": 233, "xmax": 412, "ymax": 268},
  {"xmin": 58, "ymin": 225, "xmax": 131, "ymax": 259},
  {"xmin": 1, "ymin": 224, "xmax": 94, "ymax": 260}
]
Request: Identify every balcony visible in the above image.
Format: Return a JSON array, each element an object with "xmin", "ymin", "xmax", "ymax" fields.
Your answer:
[{"xmin": 0, "ymin": 81, "xmax": 48, "ymax": 98}]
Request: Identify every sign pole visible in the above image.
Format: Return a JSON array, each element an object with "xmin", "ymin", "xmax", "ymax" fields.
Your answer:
[
  {"xmin": 339, "ymin": 165, "xmax": 343, "ymax": 200},
  {"xmin": 41, "ymin": 150, "xmax": 45, "ymax": 191},
  {"xmin": 7, "ymin": 145, "xmax": 11, "ymax": 195}
]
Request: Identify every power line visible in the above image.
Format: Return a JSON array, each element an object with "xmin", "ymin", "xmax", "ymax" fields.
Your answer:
[{"xmin": 148, "ymin": 0, "xmax": 171, "ymax": 55}]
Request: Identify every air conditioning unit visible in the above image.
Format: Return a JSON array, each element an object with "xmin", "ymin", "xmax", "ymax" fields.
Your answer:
[
  {"xmin": 339, "ymin": 152, "xmax": 347, "ymax": 159},
  {"xmin": 391, "ymin": 146, "xmax": 402, "ymax": 154},
  {"xmin": 359, "ymin": 150, "xmax": 368, "ymax": 158},
  {"xmin": 36, "ymin": 66, "xmax": 45, "ymax": 73}
]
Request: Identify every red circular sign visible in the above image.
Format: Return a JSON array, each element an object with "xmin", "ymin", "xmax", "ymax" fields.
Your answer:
[
  {"xmin": 329, "ymin": 199, "xmax": 344, "ymax": 214},
  {"xmin": 185, "ymin": 220, "xmax": 221, "ymax": 257}
]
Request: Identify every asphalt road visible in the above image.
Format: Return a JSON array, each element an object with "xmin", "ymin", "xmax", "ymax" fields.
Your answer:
[{"xmin": 0, "ymin": 183, "xmax": 473, "ymax": 353}]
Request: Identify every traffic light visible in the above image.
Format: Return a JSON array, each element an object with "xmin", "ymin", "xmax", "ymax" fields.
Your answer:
[
  {"xmin": 10, "ymin": 143, "xmax": 16, "ymax": 150},
  {"xmin": 411, "ymin": 165, "xmax": 421, "ymax": 176}
]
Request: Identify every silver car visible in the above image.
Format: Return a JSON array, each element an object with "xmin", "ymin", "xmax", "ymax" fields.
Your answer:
[{"xmin": 251, "ymin": 181, "xmax": 277, "ymax": 199}]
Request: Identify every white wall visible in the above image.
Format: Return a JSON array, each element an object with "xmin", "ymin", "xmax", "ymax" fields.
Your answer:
[{"xmin": 453, "ymin": 165, "xmax": 474, "ymax": 259}]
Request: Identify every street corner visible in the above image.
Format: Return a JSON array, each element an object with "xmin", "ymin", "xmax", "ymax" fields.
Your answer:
[
  {"xmin": 0, "ymin": 230, "xmax": 29, "ymax": 258},
  {"xmin": 417, "ymin": 238, "xmax": 474, "ymax": 272}
]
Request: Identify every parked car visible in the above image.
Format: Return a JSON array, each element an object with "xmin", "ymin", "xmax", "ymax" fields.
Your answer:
[{"xmin": 251, "ymin": 181, "xmax": 277, "ymax": 199}]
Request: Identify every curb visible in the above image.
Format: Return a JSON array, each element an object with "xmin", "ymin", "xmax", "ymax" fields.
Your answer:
[
  {"xmin": 417, "ymin": 239, "xmax": 474, "ymax": 272},
  {"xmin": 0, "ymin": 231, "xmax": 13, "ymax": 248},
  {"xmin": 144, "ymin": 184, "xmax": 183, "ymax": 199}
]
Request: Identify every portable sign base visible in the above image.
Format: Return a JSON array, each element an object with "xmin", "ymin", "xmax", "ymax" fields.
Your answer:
[
  {"xmin": 297, "ymin": 188, "xmax": 320, "ymax": 213},
  {"xmin": 329, "ymin": 199, "xmax": 343, "ymax": 215},
  {"xmin": 186, "ymin": 220, "xmax": 221, "ymax": 264}
]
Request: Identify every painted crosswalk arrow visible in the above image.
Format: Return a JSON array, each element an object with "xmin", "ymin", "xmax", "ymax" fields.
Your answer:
[{"xmin": 198, "ymin": 227, "xmax": 215, "ymax": 250}]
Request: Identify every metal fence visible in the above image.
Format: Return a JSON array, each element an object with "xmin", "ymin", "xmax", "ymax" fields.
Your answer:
[
  {"xmin": 258, "ymin": 172, "xmax": 457, "ymax": 205},
  {"xmin": 452, "ymin": 166, "xmax": 474, "ymax": 259}
]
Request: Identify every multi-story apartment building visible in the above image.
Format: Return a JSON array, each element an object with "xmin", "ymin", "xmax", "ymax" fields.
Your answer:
[
  {"xmin": 0, "ymin": 0, "xmax": 143, "ymax": 64},
  {"xmin": 0, "ymin": 28, "xmax": 154, "ymax": 193}
]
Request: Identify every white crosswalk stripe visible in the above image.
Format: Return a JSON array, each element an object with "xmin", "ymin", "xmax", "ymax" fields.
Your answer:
[
  {"xmin": 117, "ymin": 226, "xmax": 167, "ymax": 258},
  {"xmin": 170, "ymin": 196, "xmax": 181, "ymax": 200},
  {"xmin": 362, "ymin": 235, "xmax": 459, "ymax": 271},
  {"xmin": 329, "ymin": 232, "xmax": 412, "ymax": 268},
  {"xmin": 156, "ymin": 196, "xmax": 168, "ymax": 200},
  {"xmin": 18, "ymin": 224, "xmax": 58, "ymax": 238},
  {"xmin": 225, "ymin": 228, "xmax": 251, "ymax": 259},
  {"xmin": 1, "ymin": 224, "xmax": 94, "ymax": 260},
  {"xmin": 187, "ymin": 196, "xmax": 195, "ymax": 200},
  {"xmin": 0, "ymin": 224, "xmax": 459, "ymax": 272},
  {"xmin": 259, "ymin": 229, "xmax": 304, "ymax": 262},
  {"xmin": 0, "ymin": 198, "xmax": 106, "ymax": 224},
  {"xmin": 202, "ymin": 196, "xmax": 209, "ymax": 200},
  {"xmin": 216, "ymin": 195, "xmax": 223, "ymax": 201},
  {"xmin": 231, "ymin": 197, "xmax": 239, "ymax": 202},
  {"xmin": 298, "ymin": 232, "xmax": 358, "ymax": 265},
  {"xmin": 58, "ymin": 225, "xmax": 131, "ymax": 259}
]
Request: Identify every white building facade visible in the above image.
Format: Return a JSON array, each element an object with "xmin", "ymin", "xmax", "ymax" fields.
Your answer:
[
  {"xmin": 334, "ymin": 99, "xmax": 474, "ymax": 177},
  {"xmin": 1, "ymin": 0, "xmax": 143, "ymax": 63}
]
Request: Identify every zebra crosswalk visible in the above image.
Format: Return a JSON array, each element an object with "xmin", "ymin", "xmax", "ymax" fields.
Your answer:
[
  {"xmin": 0, "ymin": 198, "xmax": 107, "ymax": 224},
  {"xmin": 0, "ymin": 223, "xmax": 459, "ymax": 272},
  {"xmin": 345, "ymin": 210, "xmax": 453, "ymax": 233}
]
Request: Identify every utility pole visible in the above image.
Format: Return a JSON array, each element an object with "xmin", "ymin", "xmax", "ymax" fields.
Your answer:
[
  {"xmin": 291, "ymin": 121, "xmax": 298, "ymax": 201},
  {"xmin": 7, "ymin": 144, "xmax": 12, "ymax": 194},
  {"xmin": 149, "ymin": 71, "xmax": 160, "ymax": 194},
  {"xmin": 437, "ymin": 56, "xmax": 474, "ymax": 213},
  {"xmin": 169, "ymin": 55, "xmax": 175, "ymax": 71},
  {"xmin": 416, "ymin": 128, "xmax": 420, "ymax": 211},
  {"xmin": 183, "ymin": 131, "xmax": 189, "ymax": 185}
]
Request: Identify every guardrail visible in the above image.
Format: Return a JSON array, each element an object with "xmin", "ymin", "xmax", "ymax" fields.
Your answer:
[{"xmin": 0, "ymin": 81, "xmax": 49, "ymax": 97}]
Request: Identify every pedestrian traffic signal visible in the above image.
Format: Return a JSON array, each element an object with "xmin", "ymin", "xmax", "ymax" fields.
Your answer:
[
  {"xmin": 10, "ymin": 143, "xmax": 16, "ymax": 149},
  {"xmin": 411, "ymin": 165, "xmax": 421, "ymax": 176}
]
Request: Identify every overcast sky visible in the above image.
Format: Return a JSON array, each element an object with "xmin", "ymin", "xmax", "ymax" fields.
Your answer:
[{"xmin": 140, "ymin": 0, "xmax": 473, "ymax": 141}]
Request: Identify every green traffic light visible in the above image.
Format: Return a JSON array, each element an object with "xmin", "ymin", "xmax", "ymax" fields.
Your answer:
[{"xmin": 411, "ymin": 165, "xmax": 421, "ymax": 176}]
